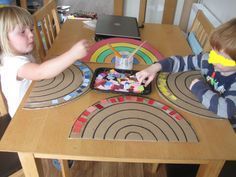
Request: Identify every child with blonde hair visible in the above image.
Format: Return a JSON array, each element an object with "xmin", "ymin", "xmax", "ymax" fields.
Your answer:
[
  {"xmin": 0, "ymin": 6, "xmax": 89, "ymax": 117},
  {"xmin": 136, "ymin": 18, "xmax": 236, "ymax": 124}
]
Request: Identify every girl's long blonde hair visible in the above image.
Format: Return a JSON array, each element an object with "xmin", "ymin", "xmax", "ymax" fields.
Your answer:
[{"xmin": 0, "ymin": 6, "xmax": 33, "ymax": 56}]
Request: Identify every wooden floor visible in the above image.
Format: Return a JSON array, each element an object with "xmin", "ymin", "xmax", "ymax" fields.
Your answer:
[{"xmin": 10, "ymin": 160, "xmax": 167, "ymax": 177}]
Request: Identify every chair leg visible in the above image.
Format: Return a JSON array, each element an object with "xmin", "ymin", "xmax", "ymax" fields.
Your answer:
[
  {"xmin": 18, "ymin": 152, "xmax": 43, "ymax": 177},
  {"xmin": 9, "ymin": 169, "xmax": 24, "ymax": 177},
  {"xmin": 151, "ymin": 163, "xmax": 159, "ymax": 173},
  {"xmin": 196, "ymin": 160, "xmax": 225, "ymax": 177},
  {"xmin": 59, "ymin": 160, "xmax": 70, "ymax": 177}
]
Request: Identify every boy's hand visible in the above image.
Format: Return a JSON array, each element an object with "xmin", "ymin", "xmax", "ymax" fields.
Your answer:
[
  {"xmin": 189, "ymin": 78, "xmax": 200, "ymax": 90},
  {"xmin": 69, "ymin": 39, "xmax": 90, "ymax": 60},
  {"xmin": 136, "ymin": 63, "xmax": 162, "ymax": 87}
]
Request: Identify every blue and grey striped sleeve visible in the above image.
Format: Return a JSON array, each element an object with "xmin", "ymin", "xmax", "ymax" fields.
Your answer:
[
  {"xmin": 158, "ymin": 53, "xmax": 208, "ymax": 72},
  {"xmin": 191, "ymin": 80, "xmax": 236, "ymax": 118}
]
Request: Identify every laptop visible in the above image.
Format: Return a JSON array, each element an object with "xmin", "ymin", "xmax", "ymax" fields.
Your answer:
[{"xmin": 95, "ymin": 15, "xmax": 141, "ymax": 41}]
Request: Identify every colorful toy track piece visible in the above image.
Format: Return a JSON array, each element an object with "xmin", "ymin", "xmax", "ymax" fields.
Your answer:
[
  {"xmin": 24, "ymin": 61, "xmax": 93, "ymax": 109},
  {"xmin": 70, "ymin": 96, "xmax": 198, "ymax": 142},
  {"xmin": 82, "ymin": 38, "xmax": 164, "ymax": 64},
  {"xmin": 156, "ymin": 71, "xmax": 222, "ymax": 119}
]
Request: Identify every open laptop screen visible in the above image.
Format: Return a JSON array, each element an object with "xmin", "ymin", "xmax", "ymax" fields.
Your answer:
[{"xmin": 95, "ymin": 15, "xmax": 141, "ymax": 41}]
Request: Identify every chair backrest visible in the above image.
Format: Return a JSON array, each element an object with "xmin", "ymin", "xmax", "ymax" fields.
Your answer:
[
  {"xmin": 114, "ymin": 0, "xmax": 177, "ymax": 26},
  {"xmin": 19, "ymin": 0, "xmax": 27, "ymax": 9},
  {"xmin": 189, "ymin": 10, "xmax": 214, "ymax": 52},
  {"xmin": 19, "ymin": 0, "xmax": 50, "ymax": 9},
  {"xmin": 33, "ymin": 0, "xmax": 60, "ymax": 61}
]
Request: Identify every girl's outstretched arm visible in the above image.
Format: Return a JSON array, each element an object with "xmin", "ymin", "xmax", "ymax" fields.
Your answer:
[{"xmin": 17, "ymin": 39, "xmax": 89, "ymax": 80}]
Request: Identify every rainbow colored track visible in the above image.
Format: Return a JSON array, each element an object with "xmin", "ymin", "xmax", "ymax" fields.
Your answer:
[
  {"xmin": 82, "ymin": 38, "xmax": 164, "ymax": 64},
  {"xmin": 69, "ymin": 95, "xmax": 198, "ymax": 142}
]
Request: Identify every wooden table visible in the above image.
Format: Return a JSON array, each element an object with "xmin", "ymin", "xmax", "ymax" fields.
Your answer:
[
  {"xmin": 1, "ymin": 20, "xmax": 236, "ymax": 177},
  {"xmin": 45, "ymin": 20, "xmax": 192, "ymax": 58}
]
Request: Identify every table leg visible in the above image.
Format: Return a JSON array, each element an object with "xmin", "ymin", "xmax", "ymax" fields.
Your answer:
[
  {"xmin": 59, "ymin": 159, "xmax": 70, "ymax": 177},
  {"xmin": 18, "ymin": 152, "xmax": 43, "ymax": 177},
  {"xmin": 196, "ymin": 160, "xmax": 225, "ymax": 177}
]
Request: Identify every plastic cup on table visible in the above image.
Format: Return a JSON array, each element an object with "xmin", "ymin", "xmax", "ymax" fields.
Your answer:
[{"xmin": 115, "ymin": 51, "xmax": 133, "ymax": 70}]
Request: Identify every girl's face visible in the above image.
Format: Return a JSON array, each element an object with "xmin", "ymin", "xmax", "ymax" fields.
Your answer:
[{"xmin": 7, "ymin": 24, "xmax": 34, "ymax": 55}]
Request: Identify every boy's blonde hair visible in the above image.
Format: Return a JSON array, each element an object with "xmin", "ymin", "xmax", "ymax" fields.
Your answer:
[
  {"xmin": 0, "ymin": 6, "xmax": 33, "ymax": 55},
  {"xmin": 210, "ymin": 18, "xmax": 236, "ymax": 61}
]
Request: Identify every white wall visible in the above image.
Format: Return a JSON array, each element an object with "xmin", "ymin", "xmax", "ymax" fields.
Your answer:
[
  {"xmin": 174, "ymin": 0, "xmax": 184, "ymax": 25},
  {"xmin": 145, "ymin": 0, "xmax": 165, "ymax": 23},
  {"xmin": 57, "ymin": 0, "xmax": 113, "ymax": 15},
  {"xmin": 123, "ymin": 0, "xmax": 141, "ymax": 19},
  {"xmin": 123, "ymin": 0, "xmax": 165, "ymax": 23},
  {"xmin": 200, "ymin": 0, "xmax": 236, "ymax": 23},
  {"xmin": 124, "ymin": 0, "xmax": 185, "ymax": 25}
]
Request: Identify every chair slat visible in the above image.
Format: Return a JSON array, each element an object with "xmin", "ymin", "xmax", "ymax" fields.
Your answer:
[
  {"xmin": 190, "ymin": 10, "xmax": 214, "ymax": 52},
  {"xmin": 33, "ymin": 0, "xmax": 60, "ymax": 62},
  {"xmin": 162, "ymin": 0, "xmax": 177, "ymax": 24}
]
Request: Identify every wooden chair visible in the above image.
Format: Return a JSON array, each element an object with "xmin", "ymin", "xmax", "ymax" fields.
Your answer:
[
  {"xmin": 114, "ymin": 0, "xmax": 177, "ymax": 26},
  {"xmin": 189, "ymin": 10, "xmax": 214, "ymax": 52},
  {"xmin": 33, "ymin": 0, "xmax": 60, "ymax": 61},
  {"xmin": 19, "ymin": 0, "xmax": 50, "ymax": 9},
  {"xmin": 19, "ymin": 0, "xmax": 27, "ymax": 9}
]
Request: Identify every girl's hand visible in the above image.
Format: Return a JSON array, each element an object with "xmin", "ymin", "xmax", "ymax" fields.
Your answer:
[
  {"xmin": 136, "ymin": 63, "xmax": 162, "ymax": 87},
  {"xmin": 69, "ymin": 39, "xmax": 90, "ymax": 60},
  {"xmin": 189, "ymin": 78, "xmax": 200, "ymax": 90}
]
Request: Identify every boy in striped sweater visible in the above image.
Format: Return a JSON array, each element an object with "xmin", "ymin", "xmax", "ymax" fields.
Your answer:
[{"xmin": 136, "ymin": 18, "xmax": 236, "ymax": 124}]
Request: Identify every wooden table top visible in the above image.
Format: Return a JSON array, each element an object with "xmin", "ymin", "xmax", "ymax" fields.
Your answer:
[
  {"xmin": 1, "ymin": 20, "xmax": 236, "ymax": 164},
  {"xmin": 45, "ymin": 20, "xmax": 192, "ymax": 58}
]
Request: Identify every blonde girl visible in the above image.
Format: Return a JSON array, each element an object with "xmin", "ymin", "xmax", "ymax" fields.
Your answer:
[{"xmin": 0, "ymin": 6, "xmax": 89, "ymax": 117}]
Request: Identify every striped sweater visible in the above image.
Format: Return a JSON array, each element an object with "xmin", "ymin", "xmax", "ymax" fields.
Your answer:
[{"xmin": 158, "ymin": 53, "xmax": 236, "ymax": 122}]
